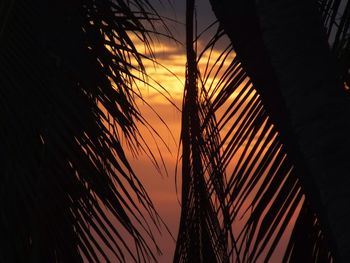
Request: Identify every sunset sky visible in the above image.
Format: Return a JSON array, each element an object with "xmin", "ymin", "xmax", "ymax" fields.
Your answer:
[
  {"xmin": 3, "ymin": 0, "xmax": 345, "ymax": 262},
  {"xmin": 125, "ymin": 1, "xmax": 219, "ymax": 261},
  {"xmin": 122, "ymin": 1, "xmax": 297, "ymax": 262}
]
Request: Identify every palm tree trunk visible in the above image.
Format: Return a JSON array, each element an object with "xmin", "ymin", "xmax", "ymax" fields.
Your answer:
[{"xmin": 210, "ymin": 0, "xmax": 350, "ymax": 261}]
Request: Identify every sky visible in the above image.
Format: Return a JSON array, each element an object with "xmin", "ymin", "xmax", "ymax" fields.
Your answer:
[
  {"xmin": 118, "ymin": 1, "xmax": 296, "ymax": 262},
  {"xmin": 125, "ymin": 1, "xmax": 222, "ymax": 261}
]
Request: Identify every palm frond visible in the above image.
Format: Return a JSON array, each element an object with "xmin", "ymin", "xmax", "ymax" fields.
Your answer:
[
  {"xmin": 174, "ymin": 1, "xmax": 230, "ymax": 262},
  {"xmin": 198, "ymin": 0, "xmax": 350, "ymax": 261},
  {"xmin": 319, "ymin": 0, "xmax": 350, "ymax": 88},
  {"xmin": 0, "ymin": 0, "xmax": 168, "ymax": 261},
  {"xmin": 197, "ymin": 30, "xmax": 307, "ymax": 261}
]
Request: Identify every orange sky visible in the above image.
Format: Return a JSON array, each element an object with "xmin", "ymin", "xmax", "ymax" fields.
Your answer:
[
  {"xmin": 126, "ymin": 38, "xmax": 184, "ymax": 262},
  {"xmin": 111, "ymin": 3, "xmax": 302, "ymax": 261},
  {"xmin": 123, "ymin": 35, "xmax": 236, "ymax": 261},
  {"xmin": 123, "ymin": 37, "xmax": 297, "ymax": 262}
]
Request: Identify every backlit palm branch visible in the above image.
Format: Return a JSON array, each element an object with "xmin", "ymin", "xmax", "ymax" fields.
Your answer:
[
  {"xmin": 0, "ymin": 0, "xmax": 167, "ymax": 262},
  {"xmin": 176, "ymin": 0, "xmax": 350, "ymax": 262}
]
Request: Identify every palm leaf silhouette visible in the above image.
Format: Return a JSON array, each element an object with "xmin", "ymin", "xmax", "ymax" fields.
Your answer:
[
  {"xmin": 176, "ymin": 0, "xmax": 350, "ymax": 262},
  {"xmin": 0, "ymin": 0, "xmax": 169, "ymax": 261},
  {"xmin": 2, "ymin": 0, "xmax": 350, "ymax": 262},
  {"xmin": 174, "ymin": 1, "xmax": 232, "ymax": 262}
]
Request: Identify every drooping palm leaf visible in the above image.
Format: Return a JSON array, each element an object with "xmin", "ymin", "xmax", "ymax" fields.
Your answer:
[
  {"xmin": 174, "ymin": 1, "xmax": 231, "ymax": 262},
  {"xmin": 282, "ymin": 1, "xmax": 350, "ymax": 261},
  {"xmin": 182, "ymin": 0, "xmax": 350, "ymax": 261},
  {"xmin": 319, "ymin": 0, "xmax": 350, "ymax": 88},
  {"xmin": 196, "ymin": 30, "xmax": 308, "ymax": 262},
  {"xmin": 0, "ymin": 0, "xmax": 168, "ymax": 262}
]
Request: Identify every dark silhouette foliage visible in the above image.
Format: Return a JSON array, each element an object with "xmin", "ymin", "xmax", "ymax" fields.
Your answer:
[
  {"xmin": 0, "ymin": 0, "xmax": 166, "ymax": 262},
  {"xmin": 176, "ymin": 0, "xmax": 350, "ymax": 262},
  {"xmin": 1, "ymin": 0, "xmax": 350, "ymax": 262}
]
